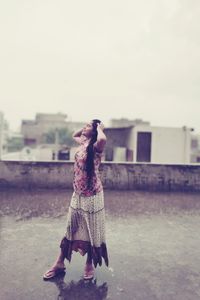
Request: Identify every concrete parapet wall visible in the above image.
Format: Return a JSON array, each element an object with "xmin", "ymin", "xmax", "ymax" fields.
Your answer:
[{"xmin": 0, "ymin": 160, "xmax": 200, "ymax": 192}]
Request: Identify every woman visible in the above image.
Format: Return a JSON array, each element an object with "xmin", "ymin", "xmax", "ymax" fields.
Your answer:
[{"xmin": 43, "ymin": 119, "xmax": 109, "ymax": 280}]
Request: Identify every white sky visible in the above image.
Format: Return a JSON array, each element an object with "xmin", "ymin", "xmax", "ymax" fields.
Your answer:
[{"xmin": 0, "ymin": 0, "xmax": 200, "ymax": 132}]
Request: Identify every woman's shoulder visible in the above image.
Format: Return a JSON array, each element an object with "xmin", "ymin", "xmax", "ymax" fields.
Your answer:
[{"xmin": 74, "ymin": 134, "xmax": 89, "ymax": 146}]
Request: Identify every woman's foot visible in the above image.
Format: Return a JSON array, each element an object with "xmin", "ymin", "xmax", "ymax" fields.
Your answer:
[
  {"xmin": 78, "ymin": 248, "xmax": 84, "ymax": 256},
  {"xmin": 43, "ymin": 262, "xmax": 66, "ymax": 280},
  {"xmin": 83, "ymin": 263, "xmax": 95, "ymax": 280}
]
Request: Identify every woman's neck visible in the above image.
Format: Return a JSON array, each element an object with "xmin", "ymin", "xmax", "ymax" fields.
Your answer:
[{"xmin": 82, "ymin": 135, "xmax": 91, "ymax": 145}]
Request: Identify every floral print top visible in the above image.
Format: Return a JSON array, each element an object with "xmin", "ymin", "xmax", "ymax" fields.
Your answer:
[{"xmin": 73, "ymin": 135, "xmax": 103, "ymax": 196}]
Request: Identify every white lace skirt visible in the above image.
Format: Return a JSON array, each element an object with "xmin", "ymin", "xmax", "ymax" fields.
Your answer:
[{"xmin": 60, "ymin": 190, "xmax": 109, "ymax": 268}]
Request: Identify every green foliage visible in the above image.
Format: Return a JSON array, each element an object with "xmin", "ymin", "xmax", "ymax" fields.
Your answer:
[
  {"xmin": 7, "ymin": 137, "xmax": 24, "ymax": 152},
  {"xmin": 43, "ymin": 127, "xmax": 74, "ymax": 146}
]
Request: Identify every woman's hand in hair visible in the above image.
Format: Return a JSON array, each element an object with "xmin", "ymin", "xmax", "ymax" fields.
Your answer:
[
  {"xmin": 94, "ymin": 122, "xmax": 107, "ymax": 153},
  {"xmin": 97, "ymin": 122, "xmax": 105, "ymax": 131}
]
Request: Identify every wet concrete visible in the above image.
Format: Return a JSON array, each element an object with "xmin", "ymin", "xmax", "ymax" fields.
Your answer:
[{"xmin": 1, "ymin": 189, "xmax": 200, "ymax": 300}]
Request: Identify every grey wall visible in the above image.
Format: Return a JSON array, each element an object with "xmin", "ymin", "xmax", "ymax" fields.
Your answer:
[
  {"xmin": 0, "ymin": 160, "xmax": 200, "ymax": 192},
  {"xmin": 104, "ymin": 127, "xmax": 132, "ymax": 160}
]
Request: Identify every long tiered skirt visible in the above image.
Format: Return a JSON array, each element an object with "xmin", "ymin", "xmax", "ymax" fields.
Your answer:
[{"xmin": 59, "ymin": 189, "xmax": 109, "ymax": 268}]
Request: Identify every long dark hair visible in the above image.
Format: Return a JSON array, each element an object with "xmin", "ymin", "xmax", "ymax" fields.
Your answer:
[{"xmin": 85, "ymin": 119, "xmax": 101, "ymax": 190}]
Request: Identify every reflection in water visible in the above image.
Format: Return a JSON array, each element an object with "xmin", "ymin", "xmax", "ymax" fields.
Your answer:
[{"xmin": 47, "ymin": 273, "xmax": 108, "ymax": 300}]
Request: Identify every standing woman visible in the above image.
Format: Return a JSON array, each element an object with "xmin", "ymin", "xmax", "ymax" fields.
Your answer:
[{"xmin": 43, "ymin": 119, "xmax": 109, "ymax": 280}]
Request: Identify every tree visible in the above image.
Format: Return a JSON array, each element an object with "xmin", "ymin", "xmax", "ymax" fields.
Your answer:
[
  {"xmin": 43, "ymin": 127, "xmax": 74, "ymax": 146},
  {"xmin": 6, "ymin": 136, "xmax": 24, "ymax": 152}
]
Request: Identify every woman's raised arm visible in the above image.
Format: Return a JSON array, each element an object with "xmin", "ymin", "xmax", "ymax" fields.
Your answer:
[
  {"xmin": 72, "ymin": 127, "xmax": 84, "ymax": 144},
  {"xmin": 93, "ymin": 123, "xmax": 107, "ymax": 153}
]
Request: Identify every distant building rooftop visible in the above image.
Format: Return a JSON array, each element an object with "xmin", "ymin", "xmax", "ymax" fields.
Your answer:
[{"xmin": 104, "ymin": 125, "xmax": 134, "ymax": 130}]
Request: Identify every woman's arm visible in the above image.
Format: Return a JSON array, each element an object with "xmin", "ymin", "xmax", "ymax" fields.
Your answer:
[
  {"xmin": 73, "ymin": 128, "xmax": 84, "ymax": 137},
  {"xmin": 94, "ymin": 123, "xmax": 107, "ymax": 153},
  {"xmin": 72, "ymin": 128, "xmax": 84, "ymax": 144}
]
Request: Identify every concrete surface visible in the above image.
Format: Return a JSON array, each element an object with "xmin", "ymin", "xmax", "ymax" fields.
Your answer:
[{"xmin": 1, "ymin": 189, "xmax": 200, "ymax": 300}]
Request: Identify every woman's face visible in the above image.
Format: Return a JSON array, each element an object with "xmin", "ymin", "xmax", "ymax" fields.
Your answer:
[{"xmin": 82, "ymin": 121, "xmax": 93, "ymax": 138}]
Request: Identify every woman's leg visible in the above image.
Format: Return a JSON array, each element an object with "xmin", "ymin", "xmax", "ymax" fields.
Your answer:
[
  {"xmin": 85, "ymin": 252, "xmax": 94, "ymax": 270},
  {"xmin": 86, "ymin": 252, "xmax": 92, "ymax": 264},
  {"xmin": 43, "ymin": 249, "xmax": 66, "ymax": 279},
  {"xmin": 44, "ymin": 250, "xmax": 65, "ymax": 272},
  {"xmin": 84, "ymin": 253, "xmax": 94, "ymax": 279},
  {"xmin": 52, "ymin": 249, "xmax": 65, "ymax": 267}
]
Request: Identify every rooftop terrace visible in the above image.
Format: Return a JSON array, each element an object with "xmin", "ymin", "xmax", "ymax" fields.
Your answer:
[{"xmin": 1, "ymin": 189, "xmax": 200, "ymax": 299}]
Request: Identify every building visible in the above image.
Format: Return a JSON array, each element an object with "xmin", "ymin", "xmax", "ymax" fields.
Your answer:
[
  {"xmin": 0, "ymin": 111, "xmax": 11, "ymax": 159},
  {"xmin": 110, "ymin": 118, "xmax": 150, "ymax": 128},
  {"xmin": 2, "ymin": 143, "xmax": 71, "ymax": 161},
  {"xmin": 190, "ymin": 134, "xmax": 200, "ymax": 163},
  {"xmin": 104, "ymin": 124, "xmax": 193, "ymax": 164},
  {"xmin": 21, "ymin": 113, "xmax": 85, "ymax": 146},
  {"xmin": 0, "ymin": 111, "xmax": 4, "ymax": 159}
]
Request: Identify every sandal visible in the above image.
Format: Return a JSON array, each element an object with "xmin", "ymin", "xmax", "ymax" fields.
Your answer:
[
  {"xmin": 83, "ymin": 266, "xmax": 94, "ymax": 280},
  {"xmin": 43, "ymin": 266, "xmax": 66, "ymax": 280},
  {"xmin": 78, "ymin": 248, "xmax": 84, "ymax": 256}
]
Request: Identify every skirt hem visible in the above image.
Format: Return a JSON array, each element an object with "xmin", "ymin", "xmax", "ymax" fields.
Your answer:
[{"xmin": 60, "ymin": 236, "xmax": 109, "ymax": 268}]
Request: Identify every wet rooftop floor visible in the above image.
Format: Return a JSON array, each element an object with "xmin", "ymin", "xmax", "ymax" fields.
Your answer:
[{"xmin": 1, "ymin": 189, "xmax": 200, "ymax": 300}]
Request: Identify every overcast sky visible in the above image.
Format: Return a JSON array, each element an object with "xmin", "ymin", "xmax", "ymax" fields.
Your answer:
[{"xmin": 0, "ymin": 0, "xmax": 200, "ymax": 132}]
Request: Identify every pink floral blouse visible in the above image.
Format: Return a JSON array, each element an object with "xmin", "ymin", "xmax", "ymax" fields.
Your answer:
[{"xmin": 73, "ymin": 135, "xmax": 103, "ymax": 196}]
